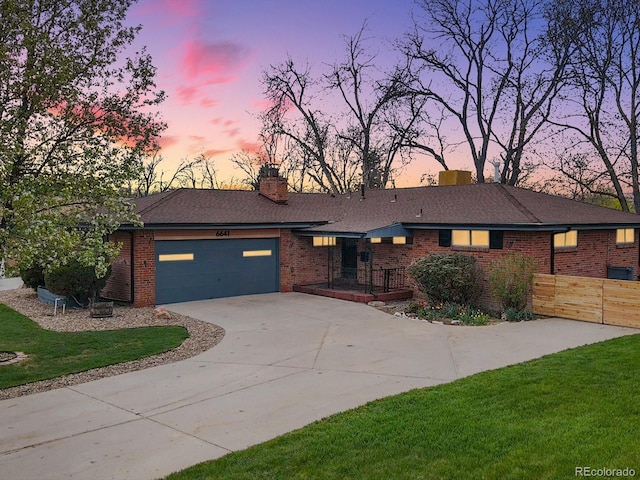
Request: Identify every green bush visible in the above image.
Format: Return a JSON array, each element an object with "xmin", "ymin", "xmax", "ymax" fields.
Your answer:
[
  {"xmin": 408, "ymin": 253, "xmax": 483, "ymax": 306},
  {"xmin": 412, "ymin": 301, "xmax": 489, "ymax": 326},
  {"xmin": 44, "ymin": 259, "xmax": 111, "ymax": 304},
  {"xmin": 20, "ymin": 264, "xmax": 45, "ymax": 291},
  {"xmin": 488, "ymin": 253, "xmax": 537, "ymax": 311},
  {"xmin": 457, "ymin": 306, "xmax": 489, "ymax": 326},
  {"xmin": 504, "ymin": 308, "xmax": 535, "ymax": 322}
]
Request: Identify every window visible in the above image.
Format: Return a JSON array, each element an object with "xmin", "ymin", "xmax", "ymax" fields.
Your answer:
[
  {"xmin": 392, "ymin": 236, "xmax": 406, "ymax": 244},
  {"xmin": 452, "ymin": 230, "xmax": 490, "ymax": 247},
  {"xmin": 312, "ymin": 236, "xmax": 336, "ymax": 247},
  {"xmin": 242, "ymin": 250, "xmax": 272, "ymax": 257},
  {"xmin": 369, "ymin": 237, "xmax": 382, "ymax": 244},
  {"xmin": 616, "ymin": 228, "xmax": 635, "ymax": 244},
  {"xmin": 554, "ymin": 230, "xmax": 578, "ymax": 248},
  {"xmin": 158, "ymin": 253, "xmax": 194, "ymax": 262}
]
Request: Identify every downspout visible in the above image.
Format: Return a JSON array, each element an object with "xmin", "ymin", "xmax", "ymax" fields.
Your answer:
[
  {"xmin": 550, "ymin": 231, "xmax": 555, "ymax": 275},
  {"xmin": 637, "ymin": 228, "xmax": 640, "ymax": 280},
  {"xmin": 365, "ymin": 241, "xmax": 374, "ymax": 297},
  {"xmin": 129, "ymin": 231, "xmax": 135, "ymax": 304},
  {"xmin": 327, "ymin": 245, "xmax": 332, "ymax": 289}
]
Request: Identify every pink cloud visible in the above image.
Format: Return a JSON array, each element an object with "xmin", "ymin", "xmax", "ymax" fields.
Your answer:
[
  {"xmin": 175, "ymin": 86, "xmax": 199, "ymax": 105},
  {"xmin": 203, "ymin": 148, "xmax": 232, "ymax": 157},
  {"xmin": 210, "ymin": 117, "xmax": 240, "ymax": 137},
  {"xmin": 251, "ymin": 98, "xmax": 274, "ymax": 111},
  {"xmin": 211, "ymin": 117, "xmax": 236, "ymax": 127},
  {"xmin": 200, "ymin": 97, "xmax": 219, "ymax": 108},
  {"xmin": 157, "ymin": 135, "xmax": 179, "ymax": 148},
  {"xmin": 225, "ymin": 127, "xmax": 240, "ymax": 138},
  {"xmin": 237, "ymin": 139, "xmax": 261, "ymax": 154},
  {"xmin": 135, "ymin": 0, "xmax": 202, "ymax": 18},
  {"xmin": 174, "ymin": 87, "xmax": 220, "ymax": 108},
  {"xmin": 163, "ymin": 0, "xmax": 201, "ymax": 17},
  {"xmin": 181, "ymin": 39, "xmax": 250, "ymax": 84}
]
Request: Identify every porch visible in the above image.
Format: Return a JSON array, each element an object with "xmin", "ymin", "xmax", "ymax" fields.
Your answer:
[{"xmin": 293, "ymin": 267, "xmax": 414, "ymax": 304}]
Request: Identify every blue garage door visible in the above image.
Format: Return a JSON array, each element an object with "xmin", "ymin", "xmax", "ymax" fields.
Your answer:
[{"xmin": 155, "ymin": 238, "xmax": 279, "ymax": 304}]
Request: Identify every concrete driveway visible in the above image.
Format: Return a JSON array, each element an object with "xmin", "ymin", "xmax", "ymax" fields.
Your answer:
[{"xmin": 0, "ymin": 292, "xmax": 637, "ymax": 480}]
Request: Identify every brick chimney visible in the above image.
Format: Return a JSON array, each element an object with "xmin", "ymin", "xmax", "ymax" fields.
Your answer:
[
  {"xmin": 259, "ymin": 167, "xmax": 288, "ymax": 204},
  {"xmin": 438, "ymin": 170, "xmax": 472, "ymax": 186}
]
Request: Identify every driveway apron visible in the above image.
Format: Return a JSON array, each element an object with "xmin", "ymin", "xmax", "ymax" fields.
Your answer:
[{"xmin": 0, "ymin": 292, "xmax": 636, "ymax": 480}]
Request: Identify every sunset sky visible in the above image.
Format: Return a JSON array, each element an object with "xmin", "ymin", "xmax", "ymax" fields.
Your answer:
[{"xmin": 127, "ymin": 0, "xmax": 445, "ymax": 187}]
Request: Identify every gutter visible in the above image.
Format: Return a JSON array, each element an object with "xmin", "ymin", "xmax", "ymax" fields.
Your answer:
[
  {"xmin": 550, "ymin": 231, "xmax": 555, "ymax": 275},
  {"xmin": 404, "ymin": 223, "xmax": 640, "ymax": 232},
  {"xmin": 117, "ymin": 222, "xmax": 323, "ymax": 231},
  {"xmin": 293, "ymin": 231, "xmax": 365, "ymax": 239},
  {"xmin": 129, "ymin": 230, "xmax": 135, "ymax": 303}
]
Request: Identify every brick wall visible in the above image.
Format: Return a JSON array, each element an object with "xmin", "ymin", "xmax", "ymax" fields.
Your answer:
[
  {"xmin": 111, "ymin": 226, "xmax": 639, "ymax": 309},
  {"xmin": 279, "ymin": 230, "xmax": 555, "ymax": 299},
  {"xmin": 554, "ymin": 229, "xmax": 638, "ymax": 278},
  {"xmin": 102, "ymin": 231, "xmax": 132, "ymax": 302},
  {"xmin": 103, "ymin": 230, "xmax": 157, "ymax": 307},
  {"xmin": 132, "ymin": 230, "xmax": 156, "ymax": 307},
  {"xmin": 279, "ymin": 230, "xmax": 339, "ymax": 290},
  {"xmin": 362, "ymin": 231, "xmax": 554, "ymax": 309},
  {"xmin": 279, "ymin": 228, "xmax": 639, "ymax": 310}
]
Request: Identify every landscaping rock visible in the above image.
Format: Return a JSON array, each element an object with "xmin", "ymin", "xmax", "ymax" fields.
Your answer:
[
  {"xmin": 0, "ymin": 288, "xmax": 225, "ymax": 400},
  {"xmin": 367, "ymin": 301, "xmax": 386, "ymax": 307},
  {"xmin": 153, "ymin": 307, "xmax": 173, "ymax": 320}
]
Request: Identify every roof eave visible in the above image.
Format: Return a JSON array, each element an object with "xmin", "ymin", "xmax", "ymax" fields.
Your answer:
[
  {"xmin": 118, "ymin": 222, "xmax": 324, "ymax": 231},
  {"xmin": 404, "ymin": 222, "xmax": 640, "ymax": 231},
  {"xmin": 293, "ymin": 230, "xmax": 365, "ymax": 239}
]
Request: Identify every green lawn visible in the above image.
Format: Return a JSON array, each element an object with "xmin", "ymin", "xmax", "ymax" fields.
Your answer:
[
  {"xmin": 0, "ymin": 303, "xmax": 189, "ymax": 389},
  {"xmin": 167, "ymin": 334, "xmax": 640, "ymax": 480}
]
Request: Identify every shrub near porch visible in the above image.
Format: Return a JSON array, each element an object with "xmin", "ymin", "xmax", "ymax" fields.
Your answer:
[{"xmin": 408, "ymin": 253, "xmax": 484, "ymax": 306}]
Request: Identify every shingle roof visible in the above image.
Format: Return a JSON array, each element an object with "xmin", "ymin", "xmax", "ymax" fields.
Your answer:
[{"xmin": 128, "ymin": 184, "xmax": 640, "ymax": 234}]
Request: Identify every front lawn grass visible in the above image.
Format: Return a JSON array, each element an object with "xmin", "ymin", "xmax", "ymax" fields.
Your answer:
[
  {"xmin": 0, "ymin": 303, "xmax": 188, "ymax": 389},
  {"xmin": 167, "ymin": 333, "xmax": 640, "ymax": 480}
]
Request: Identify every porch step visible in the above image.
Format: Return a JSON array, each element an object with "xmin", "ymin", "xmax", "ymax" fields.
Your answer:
[{"xmin": 293, "ymin": 284, "xmax": 413, "ymax": 303}]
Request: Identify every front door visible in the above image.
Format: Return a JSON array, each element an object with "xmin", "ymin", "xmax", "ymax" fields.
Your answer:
[{"xmin": 341, "ymin": 239, "xmax": 358, "ymax": 280}]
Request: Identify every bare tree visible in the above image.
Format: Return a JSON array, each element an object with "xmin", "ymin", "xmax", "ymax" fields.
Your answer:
[
  {"xmin": 230, "ymin": 150, "xmax": 265, "ymax": 190},
  {"xmin": 326, "ymin": 24, "xmax": 411, "ymax": 188},
  {"xmin": 401, "ymin": 0, "xmax": 571, "ymax": 184},
  {"xmin": 548, "ymin": 0, "xmax": 640, "ymax": 212},
  {"xmin": 260, "ymin": 26, "xmax": 418, "ymax": 193},
  {"xmin": 128, "ymin": 153, "xmax": 222, "ymax": 196},
  {"xmin": 387, "ymin": 97, "xmax": 452, "ymax": 172},
  {"xmin": 261, "ymin": 59, "xmax": 346, "ymax": 193}
]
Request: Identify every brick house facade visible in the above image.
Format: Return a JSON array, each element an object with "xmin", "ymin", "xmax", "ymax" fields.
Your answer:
[{"xmin": 103, "ymin": 172, "xmax": 640, "ymax": 307}]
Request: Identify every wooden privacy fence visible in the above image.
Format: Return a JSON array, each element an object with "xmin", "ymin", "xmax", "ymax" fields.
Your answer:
[{"xmin": 532, "ymin": 274, "xmax": 640, "ymax": 328}]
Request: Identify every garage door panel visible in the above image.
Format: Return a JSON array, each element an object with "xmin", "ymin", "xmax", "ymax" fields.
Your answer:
[{"xmin": 155, "ymin": 238, "xmax": 279, "ymax": 304}]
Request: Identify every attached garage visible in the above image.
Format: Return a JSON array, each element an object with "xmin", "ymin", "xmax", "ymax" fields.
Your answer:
[{"xmin": 155, "ymin": 238, "xmax": 279, "ymax": 304}]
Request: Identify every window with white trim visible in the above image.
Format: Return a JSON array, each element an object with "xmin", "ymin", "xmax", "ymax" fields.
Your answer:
[
  {"xmin": 451, "ymin": 230, "xmax": 490, "ymax": 247},
  {"xmin": 616, "ymin": 228, "xmax": 635, "ymax": 244},
  {"xmin": 554, "ymin": 230, "xmax": 578, "ymax": 248}
]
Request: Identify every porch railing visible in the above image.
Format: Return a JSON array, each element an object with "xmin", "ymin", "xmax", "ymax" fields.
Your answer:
[
  {"xmin": 329, "ymin": 267, "xmax": 407, "ymax": 293},
  {"xmin": 371, "ymin": 267, "xmax": 406, "ymax": 293}
]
